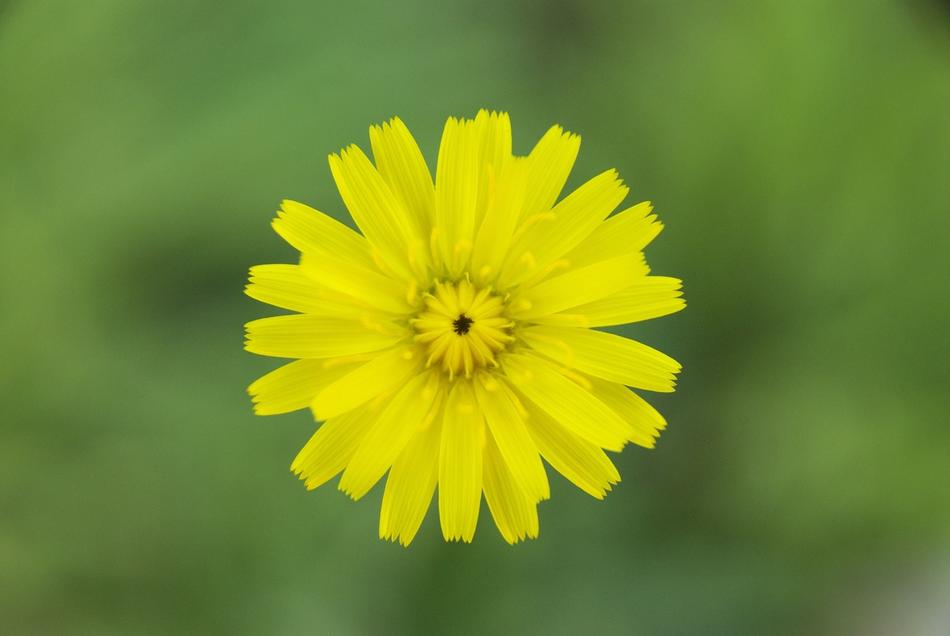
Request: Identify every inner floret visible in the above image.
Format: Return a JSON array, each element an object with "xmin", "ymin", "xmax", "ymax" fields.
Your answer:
[{"xmin": 412, "ymin": 278, "xmax": 514, "ymax": 379}]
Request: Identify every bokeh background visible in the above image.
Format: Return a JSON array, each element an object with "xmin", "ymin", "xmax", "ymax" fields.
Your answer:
[{"xmin": 3, "ymin": 1, "xmax": 950, "ymax": 633}]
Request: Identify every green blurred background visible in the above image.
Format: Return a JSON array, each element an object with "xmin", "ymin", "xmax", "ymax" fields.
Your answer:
[{"xmin": 3, "ymin": 1, "xmax": 950, "ymax": 633}]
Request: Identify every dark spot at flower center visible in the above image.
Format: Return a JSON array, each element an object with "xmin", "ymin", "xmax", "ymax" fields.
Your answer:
[{"xmin": 452, "ymin": 314, "xmax": 474, "ymax": 335}]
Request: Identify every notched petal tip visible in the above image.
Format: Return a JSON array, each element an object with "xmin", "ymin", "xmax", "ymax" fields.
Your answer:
[
  {"xmin": 337, "ymin": 481, "xmax": 364, "ymax": 501},
  {"xmin": 631, "ymin": 437, "xmax": 657, "ymax": 450},
  {"xmin": 375, "ymin": 114, "xmax": 406, "ymax": 131},
  {"xmin": 379, "ymin": 532, "xmax": 413, "ymax": 549},
  {"xmin": 328, "ymin": 145, "xmax": 361, "ymax": 165}
]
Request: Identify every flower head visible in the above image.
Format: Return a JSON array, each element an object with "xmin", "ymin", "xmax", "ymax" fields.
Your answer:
[{"xmin": 245, "ymin": 110, "xmax": 685, "ymax": 545}]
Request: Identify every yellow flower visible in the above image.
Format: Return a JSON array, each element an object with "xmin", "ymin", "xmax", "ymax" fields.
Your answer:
[{"xmin": 245, "ymin": 110, "xmax": 685, "ymax": 545}]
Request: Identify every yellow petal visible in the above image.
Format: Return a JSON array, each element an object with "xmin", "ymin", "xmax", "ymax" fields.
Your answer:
[
  {"xmin": 248, "ymin": 358, "xmax": 361, "ymax": 415},
  {"xmin": 473, "ymin": 109, "xmax": 512, "ymax": 176},
  {"xmin": 312, "ymin": 346, "xmax": 420, "ymax": 420},
  {"xmin": 509, "ymin": 253, "xmax": 649, "ymax": 320},
  {"xmin": 521, "ymin": 402, "xmax": 620, "ymax": 499},
  {"xmin": 244, "ymin": 314, "xmax": 406, "ymax": 359},
  {"xmin": 503, "ymin": 354, "xmax": 632, "ymax": 452},
  {"xmin": 474, "ymin": 375, "xmax": 549, "ymax": 502},
  {"xmin": 538, "ymin": 277, "xmax": 685, "ymax": 327},
  {"xmin": 586, "ymin": 376, "xmax": 667, "ymax": 449},
  {"xmin": 470, "ymin": 158, "xmax": 528, "ymax": 286},
  {"xmin": 245, "ymin": 264, "xmax": 372, "ymax": 317},
  {"xmin": 434, "ymin": 116, "xmax": 480, "ymax": 275},
  {"xmin": 472, "ymin": 109, "xmax": 512, "ymax": 229},
  {"xmin": 291, "ymin": 406, "xmax": 377, "ymax": 490},
  {"xmin": 519, "ymin": 124, "xmax": 580, "ymax": 222},
  {"xmin": 378, "ymin": 406, "xmax": 443, "ymax": 547},
  {"xmin": 271, "ymin": 200, "xmax": 374, "ymax": 271},
  {"xmin": 521, "ymin": 325, "xmax": 681, "ymax": 393},
  {"xmin": 369, "ymin": 116, "xmax": 434, "ymax": 242},
  {"xmin": 299, "ymin": 253, "xmax": 412, "ymax": 315},
  {"xmin": 328, "ymin": 145, "xmax": 420, "ymax": 280},
  {"xmin": 438, "ymin": 381, "xmax": 484, "ymax": 542},
  {"xmin": 563, "ymin": 201, "xmax": 662, "ymax": 270},
  {"xmin": 483, "ymin": 429, "xmax": 539, "ymax": 545},
  {"xmin": 502, "ymin": 169, "xmax": 628, "ymax": 287},
  {"xmin": 338, "ymin": 372, "xmax": 438, "ymax": 500}
]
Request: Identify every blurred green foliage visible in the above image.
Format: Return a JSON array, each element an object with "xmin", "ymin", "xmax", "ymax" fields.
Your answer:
[{"xmin": 2, "ymin": 1, "xmax": 950, "ymax": 633}]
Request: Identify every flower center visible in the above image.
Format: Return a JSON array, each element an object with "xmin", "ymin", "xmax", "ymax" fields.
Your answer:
[
  {"xmin": 412, "ymin": 279, "xmax": 514, "ymax": 379},
  {"xmin": 452, "ymin": 314, "xmax": 474, "ymax": 335}
]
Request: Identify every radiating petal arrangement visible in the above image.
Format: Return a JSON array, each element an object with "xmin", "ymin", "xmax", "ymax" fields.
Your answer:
[{"xmin": 245, "ymin": 110, "xmax": 685, "ymax": 545}]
